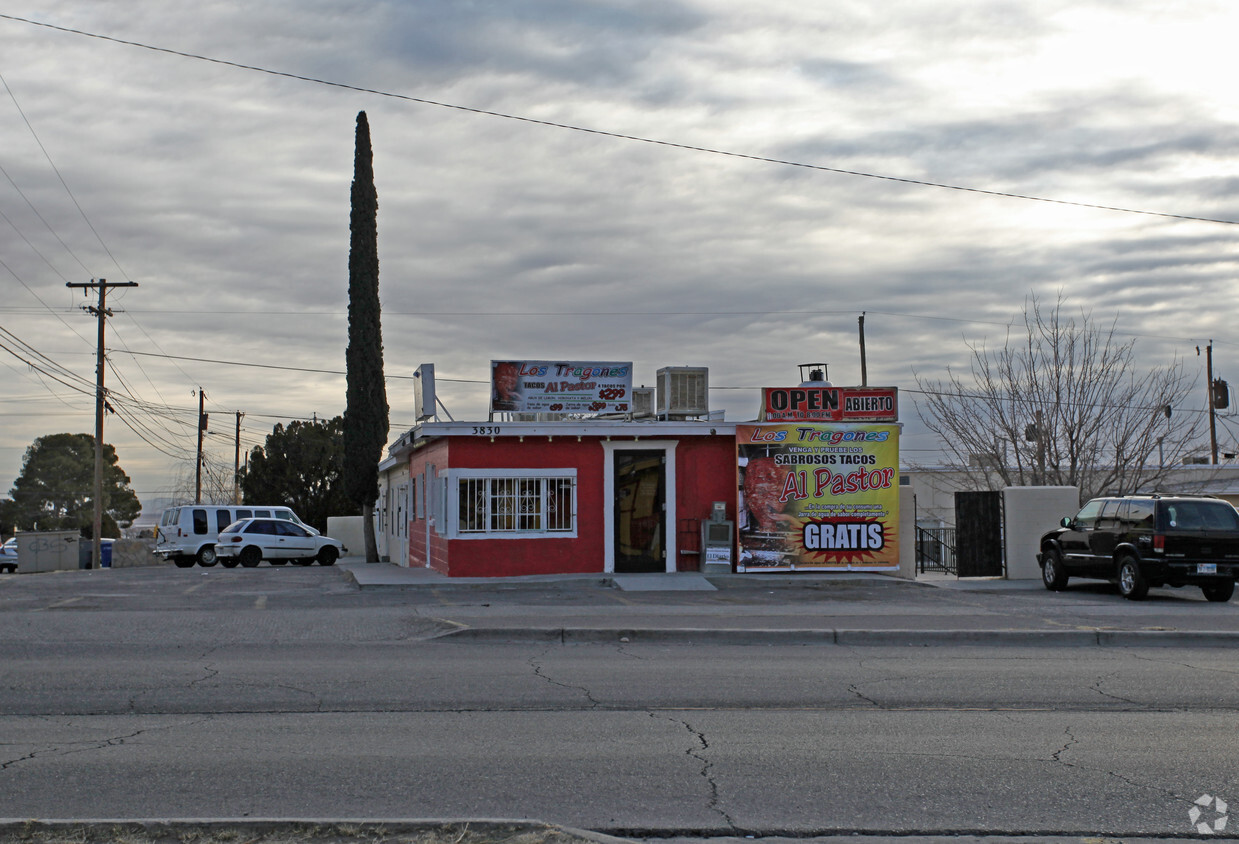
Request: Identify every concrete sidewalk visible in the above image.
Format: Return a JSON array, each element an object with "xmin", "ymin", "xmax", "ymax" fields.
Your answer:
[
  {"xmin": 337, "ymin": 558, "xmax": 1042, "ymax": 590},
  {"xmin": 335, "ymin": 559, "xmax": 1239, "ymax": 646}
]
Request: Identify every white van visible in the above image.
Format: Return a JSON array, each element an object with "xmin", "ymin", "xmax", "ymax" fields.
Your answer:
[{"xmin": 154, "ymin": 505, "xmax": 316, "ymax": 567}]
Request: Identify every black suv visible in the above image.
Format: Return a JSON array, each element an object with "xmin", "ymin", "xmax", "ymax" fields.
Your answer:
[{"xmin": 1038, "ymin": 494, "xmax": 1239, "ymax": 602}]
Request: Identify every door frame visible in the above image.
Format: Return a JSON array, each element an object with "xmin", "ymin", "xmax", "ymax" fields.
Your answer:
[{"xmin": 602, "ymin": 440, "xmax": 677, "ymax": 573}]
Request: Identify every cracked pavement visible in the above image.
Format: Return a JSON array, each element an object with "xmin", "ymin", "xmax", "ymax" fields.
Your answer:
[{"xmin": 0, "ymin": 565, "xmax": 1236, "ymax": 837}]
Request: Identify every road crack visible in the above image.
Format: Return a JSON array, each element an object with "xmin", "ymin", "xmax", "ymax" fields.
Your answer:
[
  {"xmin": 528, "ymin": 649, "xmax": 600, "ymax": 707},
  {"xmin": 657, "ymin": 713, "xmax": 737, "ymax": 832},
  {"xmin": 2, "ymin": 716, "xmax": 215, "ymax": 770}
]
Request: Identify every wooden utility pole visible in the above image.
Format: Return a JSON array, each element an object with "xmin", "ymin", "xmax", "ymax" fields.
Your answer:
[
  {"xmin": 1207, "ymin": 342, "xmax": 1218, "ymax": 464},
  {"xmin": 66, "ymin": 278, "xmax": 138, "ymax": 569},
  {"xmin": 858, "ymin": 312, "xmax": 868, "ymax": 387},
  {"xmin": 195, "ymin": 389, "xmax": 207, "ymax": 504},
  {"xmin": 234, "ymin": 411, "xmax": 244, "ymax": 504}
]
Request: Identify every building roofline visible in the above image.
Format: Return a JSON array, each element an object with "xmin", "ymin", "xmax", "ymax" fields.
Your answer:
[{"xmin": 387, "ymin": 419, "xmax": 740, "ymax": 458}]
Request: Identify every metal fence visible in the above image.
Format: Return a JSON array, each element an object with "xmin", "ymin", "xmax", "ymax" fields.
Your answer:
[{"xmin": 916, "ymin": 525, "xmax": 957, "ymax": 575}]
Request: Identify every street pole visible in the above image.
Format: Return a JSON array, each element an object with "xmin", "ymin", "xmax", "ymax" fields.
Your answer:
[
  {"xmin": 65, "ymin": 278, "xmax": 138, "ymax": 569},
  {"xmin": 1036, "ymin": 408, "xmax": 1046, "ymax": 484},
  {"xmin": 1207, "ymin": 342, "xmax": 1218, "ymax": 465},
  {"xmin": 858, "ymin": 313, "xmax": 868, "ymax": 387},
  {"xmin": 196, "ymin": 389, "xmax": 206, "ymax": 504},
  {"xmin": 234, "ymin": 411, "xmax": 244, "ymax": 504}
]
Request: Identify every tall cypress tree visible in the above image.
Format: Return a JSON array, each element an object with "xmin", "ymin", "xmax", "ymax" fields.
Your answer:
[{"xmin": 343, "ymin": 110, "xmax": 389, "ymax": 562}]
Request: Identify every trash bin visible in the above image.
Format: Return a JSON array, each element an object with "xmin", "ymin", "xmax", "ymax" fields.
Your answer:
[{"xmin": 78, "ymin": 539, "xmax": 114, "ymax": 568}]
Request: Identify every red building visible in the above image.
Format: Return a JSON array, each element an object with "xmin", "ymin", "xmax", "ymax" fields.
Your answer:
[{"xmin": 384, "ymin": 421, "xmax": 737, "ymax": 577}]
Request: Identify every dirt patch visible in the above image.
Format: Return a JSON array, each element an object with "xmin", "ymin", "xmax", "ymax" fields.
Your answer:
[{"xmin": 0, "ymin": 821, "xmax": 620, "ymax": 844}]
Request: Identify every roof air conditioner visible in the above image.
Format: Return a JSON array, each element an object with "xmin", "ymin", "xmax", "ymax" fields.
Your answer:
[
  {"xmin": 631, "ymin": 387, "xmax": 655, "ymax": 418},
  {"xmin": 657, "ymin": 367, "xmax": 709, "ymax": 418}
]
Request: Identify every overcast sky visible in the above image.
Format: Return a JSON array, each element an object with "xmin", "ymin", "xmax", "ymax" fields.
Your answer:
[{"xmin": 2, "ymin": 1, "xmax": 1238, "ymax": 515}]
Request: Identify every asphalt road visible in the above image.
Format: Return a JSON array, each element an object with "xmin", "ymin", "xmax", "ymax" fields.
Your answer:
[{"xmin": 0, "ymin": 565, "xmax": 1236, "ymax": 839}]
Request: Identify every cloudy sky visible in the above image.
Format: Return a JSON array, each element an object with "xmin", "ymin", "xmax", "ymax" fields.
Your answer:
[{"xmin": 2, "ymin": 1, "xmax": 1238, "ymax": 515}]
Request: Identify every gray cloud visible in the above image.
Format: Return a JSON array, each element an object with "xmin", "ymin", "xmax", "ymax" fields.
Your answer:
[{"xmin": 2, "ymin": 1, "xmax": 1237, "ymax": 504}]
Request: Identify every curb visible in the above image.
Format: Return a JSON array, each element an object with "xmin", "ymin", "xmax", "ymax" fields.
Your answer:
[{"xmin": 434, "ymin": 626, "xmax": 1239, "ymax": 646}]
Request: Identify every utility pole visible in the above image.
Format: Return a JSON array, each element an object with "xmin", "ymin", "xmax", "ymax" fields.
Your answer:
[
  {"xmin": 858, "ymin": 312, "xmax": 868, "ymax": 387},
  {"xmin": 1207, "ymin": 342, "xmax": 1218, "ymax": 465},
  {"xmin": 234, "ymin": 410, "xmax": 245, "ymax": 504},
  {"xmin": 195, "ymin": 388, "xmax": 207, "ymax": 504},
  {"xmin": 1035, "ymin": 408, "xmax": 1046, "ymax": 484},
  {"xmin": 66, "ymin": 278, "xmax": 138, "ymax": 570}
]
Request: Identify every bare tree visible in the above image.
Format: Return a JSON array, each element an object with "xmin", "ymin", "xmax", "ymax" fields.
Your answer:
[
  {"xmin": 914, "ymin": 294, "xmax": 1201, "ymax": 502},
  {"xmin": 164, "ymin": 453, "xmax": 236, "ymax": 507}
]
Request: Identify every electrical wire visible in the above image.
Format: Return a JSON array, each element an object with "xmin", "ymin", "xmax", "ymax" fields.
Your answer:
[
  {"xmin": 2, "ymin": 13, "xmax": 1235, "ymax": 227},
  {"xmin": 0, "ymin": 70, "xmax": 130, "ymax": 280}
]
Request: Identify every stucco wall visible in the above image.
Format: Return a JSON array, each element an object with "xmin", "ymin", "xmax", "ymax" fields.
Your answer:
[
  {"xmin": 403, "ymin": 432, "xmax": 738, "ymax": 577},
  {"xmin": 1003, "ymin": 486, "xmax": 1080, "ymax": 579},
  {"xmin": 326, "ymin": 516, "xmax": 366, "ymax": 557}
]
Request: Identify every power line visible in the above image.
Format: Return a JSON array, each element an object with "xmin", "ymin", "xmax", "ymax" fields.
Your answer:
[
  {"xmin": 2, "ymin": 12, "xmax": 1236, "ymax": 227},
  {"xmin": 0, "ymin": 70, "xmax": 130, "ymax": 280}
]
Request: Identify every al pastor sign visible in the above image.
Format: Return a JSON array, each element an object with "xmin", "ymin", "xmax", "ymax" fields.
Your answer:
[
  {"xmin": 737, "ymin": 423, "xmax": 900, "ymax": 572},
  {"xmin": 491, "ymin": 360, "xmax": 633, "ymax": 415},
  {"xmin": 762, "ymin": 386, "xmax": 897, "ymax": 422}
]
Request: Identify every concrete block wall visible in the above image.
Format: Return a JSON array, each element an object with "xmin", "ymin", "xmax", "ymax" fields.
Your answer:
[
  {"xmin": 1003, "ymin": 486, "xmax": 1080, "ymax": 579},
  {"xmin": 110, "ymin": 539, "xmax": 162, "ymax": 568}
]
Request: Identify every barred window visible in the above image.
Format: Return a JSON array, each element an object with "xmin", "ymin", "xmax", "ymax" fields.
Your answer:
[{"xmin": 457, "ymin": 475, "xmax": 576, "ymax": 535}]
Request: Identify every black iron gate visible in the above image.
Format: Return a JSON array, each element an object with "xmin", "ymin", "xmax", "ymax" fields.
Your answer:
[{"xmin": 954, "ymin": 490, "xmax": 1004, "ymax": 577}]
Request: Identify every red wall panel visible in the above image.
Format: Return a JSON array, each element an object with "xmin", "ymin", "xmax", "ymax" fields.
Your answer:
[{"xmin": 404, "ymin": 432, "xmax": 736, "ymax": 577}]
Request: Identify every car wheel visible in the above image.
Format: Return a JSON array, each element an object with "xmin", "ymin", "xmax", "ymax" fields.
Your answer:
[
  {"xmin": 220, "ymin": 557, "xmax": 239, "ymax": 568},
  {"xmin": 316, "ymin": 546, "xmax": 339, "ymax": 566},
  {"xmin": 1041, "ymin": 548, "xmax": 1068, "ymax": 591},
  {"xmin": 196, "ymin": 545, "xmax": 218, "ymax": 567},
  {"xmin": 239, "ymin": 546, "xmax": 262, "ymax": 568},
  {"xmin": 0, "ymin": 564, "xmax": 14, "ymax": 574},
  {"xmin": 1202, "ymin": 581, "xmax": 1235, "ymax": 603},
  {"xmin": 173, "ymin": 557, "xmax": 195, "ymax": 569},
  {"xmin": 1117, "ymin": 555, "xmax": 1148, "ymax": 600}
]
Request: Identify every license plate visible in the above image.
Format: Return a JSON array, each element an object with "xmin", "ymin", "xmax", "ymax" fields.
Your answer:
[{"xmin": 1198, "ymin": 563, "xmax": 1217, "ymax": 575}]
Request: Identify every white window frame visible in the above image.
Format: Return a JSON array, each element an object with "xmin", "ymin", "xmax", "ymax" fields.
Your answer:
[{"xmin": 447, "ymin": 468, "xmax": 578, "ymax": 540}]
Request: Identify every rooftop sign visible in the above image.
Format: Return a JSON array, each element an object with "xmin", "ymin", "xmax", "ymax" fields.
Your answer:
[
  {"xmin": 491, "ymin": 360, "xmax": 633, "ymax": 415},
  {"xmin": 762, "ymin": 386, "xmax": 898, "ymax": 422}
]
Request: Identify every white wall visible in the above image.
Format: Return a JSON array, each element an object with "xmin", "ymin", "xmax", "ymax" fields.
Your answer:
[
  {"xmin": 326, "ymin": 516, "xmax": 366, "ymax": 558},
  {"xmin": 893, "ymin": 485, "xmax": 917, "ymax": 580},
  {"xmin": 1003, "ymin": 486, "xmax": 1079, "ymax": 579}
]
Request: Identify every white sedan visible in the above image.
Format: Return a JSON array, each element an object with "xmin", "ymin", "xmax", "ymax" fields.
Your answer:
[
  {"xmin": 214, "ymin": 518, "xmax": 346, "ymax": 568},
  {"xmin": 0, "ymin": 537, "xmax": 17, "ymax": 573}
]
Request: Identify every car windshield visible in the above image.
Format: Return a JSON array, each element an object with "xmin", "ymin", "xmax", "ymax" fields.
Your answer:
[
  {"xmin": 219, "ymin": 522, "xmax": 245, "ymax": 534},
  {"xmin": 1073, "ymin": 499, "xmax": 1104, "ymax": 524}
]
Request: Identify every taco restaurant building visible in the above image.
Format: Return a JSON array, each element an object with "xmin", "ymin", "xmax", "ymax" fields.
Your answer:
[{"xmin": 378, "ymin": 361, "xmax": 908, "ymax": 578}]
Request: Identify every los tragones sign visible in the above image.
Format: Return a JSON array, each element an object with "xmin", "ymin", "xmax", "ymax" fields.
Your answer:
[{"xmin": 491, "ymin": 360, "xmax": 633, "ymax": 415}]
